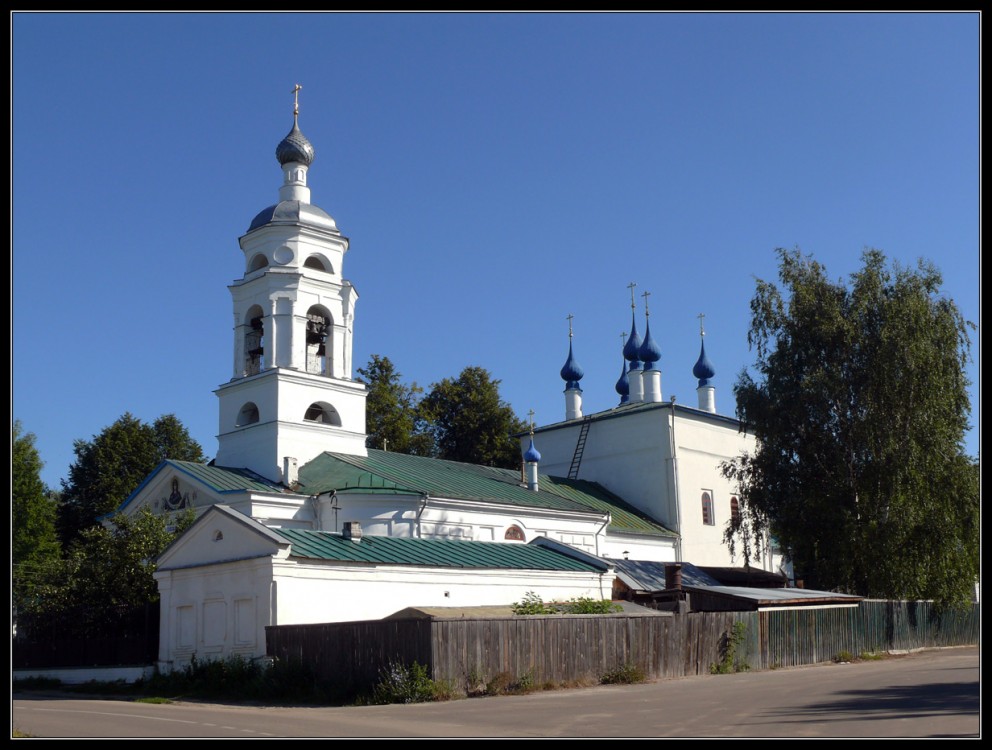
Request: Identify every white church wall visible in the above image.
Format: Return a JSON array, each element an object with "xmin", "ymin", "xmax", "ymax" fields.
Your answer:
[
  {"xmin": 155, "ymin": 556, "xmax": 276, "ymax": 670},
  {"xmin": 532, "ymin": 408, "xmax": 674, "ymax": 528},
  {"xmin": 328, "ymin": 493, "xmax": 609, "ymax": 553},
  {"xmin": 671, "ymin": 412, "xmax": 757, "ymax": 567}
]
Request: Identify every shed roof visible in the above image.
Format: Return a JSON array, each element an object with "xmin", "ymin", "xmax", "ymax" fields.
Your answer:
[{"xmin": 612, "ymin": 559, "xmax": 863, "ymax": 609}]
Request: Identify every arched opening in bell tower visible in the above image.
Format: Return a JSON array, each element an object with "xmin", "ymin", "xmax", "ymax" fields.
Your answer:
[
  {"xmin": 303, "ymin": 401, "xmax": 342, "ymax": 426},
  {"xmin": 305, "ymin": 305, "xmax": 332, "ymax": 375},
  {"xmin": 245, "ymin": 305, "xmax": 266, "ymax": 375}
]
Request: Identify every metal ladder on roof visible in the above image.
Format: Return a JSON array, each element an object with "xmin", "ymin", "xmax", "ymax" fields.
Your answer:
[{"xmin": 567, "ymin": 418, "xmax": 592, "ymax": 479}]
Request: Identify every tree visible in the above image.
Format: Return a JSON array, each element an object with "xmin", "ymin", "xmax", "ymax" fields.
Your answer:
[
  {"xmin": 12, "ymin": 421, "xmax": 61, "ymax": 604},
  {"xmin": 723, "ymin": 248, "xmax": 978, "ymax": 608},
  {"xmin": 357, "ymin": 354, "xmax": 433, "ymax": 456},
  {"xmin": 417, "ymin": 366, "xmax": 529, "ymax": 468},
  {"xmin": 15, "ymin": 506, "xmax": 196, "ymax": 627},
  {"xmin": 57, "ymin": 412, "xmax": 205, "ymax": 545}
]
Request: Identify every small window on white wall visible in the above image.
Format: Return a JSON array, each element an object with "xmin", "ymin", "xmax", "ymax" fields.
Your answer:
[
  {"xmin": 505, "ymin": 525, "xmax": 526, "ymax": 541},
  {"xmin": 701, "ymin": 491, "xmax": 715, "ymax": 526}
]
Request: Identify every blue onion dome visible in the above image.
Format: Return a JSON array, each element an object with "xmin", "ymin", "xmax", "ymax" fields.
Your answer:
[
  {"xmin": 623, "ymin": 316, "xmax": 643, "ymax": 368},
  {"xmin": 638, "ymin": 319, "xmax": 662, "ymax": 369},
  {"xmin": 615, "ymin": 358, "xmax": 630, "ymax": 403},
  {"xmin": 560, "ymin": 341, "xmax": 584, "ymax": 390},
  {"xmin": 523, "ymin": 438, "xmax": 542, "ymax": 463},
  {"xmin": 693, "ymin": 338, "xmax": 716, "ymax": 387},
  {"xmin": 276, "ymin": 120, "xmax": 315, "ymax": 167}
]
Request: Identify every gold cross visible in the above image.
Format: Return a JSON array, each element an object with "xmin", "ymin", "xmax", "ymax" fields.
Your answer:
[
  {"xmin": 698, "ymin": 312, "xmax": 706, "ymax": 336},
  {"xmin": 527, "ymin": 409, "xmax": 536, "ymax": 434},
  {"xmin": 642, "ymin": 290, "xmax": 651, "ymax": 317},
  {"xmin": 292, "ymin": 83, "xmax": 302, "ymax": 118},
  {"xmin": 566, "ymin": 313, "xmax": 574, "ymax": 338},
  {"xmin": 627, "ymin": 282, "xmax": 637, "ymax": 309}
]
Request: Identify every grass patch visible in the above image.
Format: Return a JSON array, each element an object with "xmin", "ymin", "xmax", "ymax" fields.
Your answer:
[
  {"xmin": 600, "ymin": 662, "xmax": 647, "ymax": 685},
  {"xmin": 133, "ymin": 696, "xmax": 173, "ymax": 704},
  {"xmin": 364, "ymin": 661, "xmax": 457, "ymax": 704}
]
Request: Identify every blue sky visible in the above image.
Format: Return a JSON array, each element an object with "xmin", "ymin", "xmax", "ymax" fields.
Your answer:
[{"xmin": 13, "ymin": 12, "xmax": 980, "ymax": 491}]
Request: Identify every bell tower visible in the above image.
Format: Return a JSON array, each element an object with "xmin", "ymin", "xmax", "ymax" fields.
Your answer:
[{"xmin": 214, "ymin": 85, "xmax": 367, "ymax": 483}]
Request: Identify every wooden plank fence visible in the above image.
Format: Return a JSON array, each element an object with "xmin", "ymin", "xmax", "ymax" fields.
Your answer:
[{"xmin": 266, "ymin": 600, "xmax": 979, "ymax": 696}]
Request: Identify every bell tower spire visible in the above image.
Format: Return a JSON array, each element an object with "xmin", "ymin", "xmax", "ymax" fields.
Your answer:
[{"xmin": 214, "ymin": 86, "xmax": 368, "ymax": 483}]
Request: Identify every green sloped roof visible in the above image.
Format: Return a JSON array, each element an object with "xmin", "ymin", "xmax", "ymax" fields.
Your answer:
[
  {"xmin": 299, "ymin": 450, "xmax": 585, "ymax": 512},
  {"xmin": 167, "ymin": 460, "xmax": 284, "ymax": 493},
  {"xmin": 540, "ymin": 477, "xmax": 676, "ymax": 538},
  {"xmin": 297, "ymin": 450, "xmax": 674, "ymax": 537},
  {"xmin": 274, "ymin": 529, "xmax": 607, "ymax": 572},
  {"xmin": 117, "ymin": 459, "xmax": 285, "ymax": 514}
]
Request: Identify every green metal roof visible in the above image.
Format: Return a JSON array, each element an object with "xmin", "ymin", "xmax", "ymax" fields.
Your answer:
[
  {"xmin": 299, "ymin": 450, "xmax": 587, "ymax": 512},
  {"xmin": 117, "ymin": 460, "xmax": 285, "ymax": 514},
  {"xmin": 166, "ymin": 460, "xmax": 283, "ymax": 494},
  {"xmin": 540, "ymin": 476, "xmax": 676, "ymax": 538},
  {"xmin": 297, "ymin": 450, "xmax": 674, "ymax": 537},
  {"xmin": 274, "ymin": 528, "xmax": 608, "ymax": 572}
]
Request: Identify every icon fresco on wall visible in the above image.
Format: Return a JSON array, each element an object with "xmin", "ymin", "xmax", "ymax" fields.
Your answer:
[{"xmin": 163, "ymin": 477, "xmax": 196, "ymax": 510}]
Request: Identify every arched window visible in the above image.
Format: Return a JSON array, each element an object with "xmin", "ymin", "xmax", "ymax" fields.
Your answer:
[
  {"xmin": 730, "ymin": 496, "xmax": 740, "ymax": 525},
  {"xmin": 236, "ymin": 402, "xmax": 260, "ymax": 427},
  {"xmin": 701, "ymin": 491, "xmax": 714, "ymax": 526},
  {"xmin": 244, "ymin": 306, "xmax": 265, "ymax": 375},
  {"xmin": 248, "ymin": 254, "xmax": 268, "ymax": 273},
  {"xmin": 504, "ymin": 525, "xmax": 526, "ymax": 542},
  {"xmin": 304, "ymin": 402, "xmax": 342, "ymax": 427},
  {"xmin": 304, "ymin": 255, "xmax": 330, "ymax": 272},
  {"xmin": 305, "ymin": 306, "xmax": 331, "ymax": 375}
]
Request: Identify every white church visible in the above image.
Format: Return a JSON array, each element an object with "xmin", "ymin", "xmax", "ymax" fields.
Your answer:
[{"xmin": 117, "ymin": 92, "xmax": 787, "ymax": 669}]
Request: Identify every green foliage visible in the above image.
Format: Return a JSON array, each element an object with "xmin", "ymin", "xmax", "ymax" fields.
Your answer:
[
  {"xmin": 512, "ymin": 591, "xmax": 557, "ymax": 615},
  {"xmin": 710, "ymin": 621, "xmax": 750, "ymax": 674},
  {"xmin": 370, "ymin": 661, "xmax": 455, "ymax": 704},
  {"xmin": 565, "ymin": 596, "xmax": 624, "ymax": 614},
  {"xmin": 12, "ymin": 421, "xmax": 61, "ymax": 609},
  {"xmin": 357, "ymin": 354, "xmax": 434, "ymax": 456},
  {"xmin": 57, "ymin": 413, "xmax": 205, "ymax": 545},
  {"xmin": 724, "ymin": 248, "xmax": 978, "ymax": 609},
  {"xmin": 15, "ymin": 656, "xmax": 341, "ymax": 705},
  {"xmin": 833, "ymin": 650, "xmax": 855, "ymax": 663},
  {"xmin": 13, "ymin": 676, "xmax": 63, "ymax": 690},
  {"xmin": 511, "ymin": 591, "xmax": 622, "ymax": 615},
  {"xmin": 417, "ymin": 366, "xmax": 529, "ymax": 468},
  {"xmin": 859, "ymin": 651, "xmax": 886, "ymax": 661},
  {"xmin": 16, "ymin": 506, "xmax": 195, "ymax": 621},
  {"xmin": 600, "ymin": 662, "xmax": 647, "ymax": 685}
]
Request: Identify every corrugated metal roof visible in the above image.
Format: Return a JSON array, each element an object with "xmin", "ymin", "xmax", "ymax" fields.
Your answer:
[
  {"xmin": 540, "ymin": 477, "xmax": 676, "ymax": 537},
  {"xmin": 117, "ymin": 460, "xmax": 285, "ymax": 514},
  {"xmin": 168, "ymin": 461, "xmax": 284, "ymax": 494},
  {"xmin": 274, "ymin": 528, "xmax": 608, "ymax": 572},
  {"xmin": 613, "ymin": 560, "xmax": 722, "ymax": 591},
  {"xmin": 301, "ymin": 450, "xmax": 594, "ymax": 512},
  {"xmin": 297, "ymin": 450, "xmax": 674, "ymax": 537},
  {"xmin": 612, "ymin": 559, "xmax": 863, "ymax": 606}
]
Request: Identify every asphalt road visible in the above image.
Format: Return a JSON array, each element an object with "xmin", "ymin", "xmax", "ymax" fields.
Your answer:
[{"xmin": 12, "ymin": 646, "xmax": 980, "ymax": 739}]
